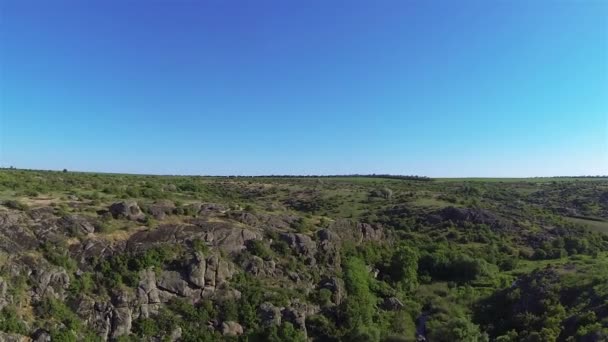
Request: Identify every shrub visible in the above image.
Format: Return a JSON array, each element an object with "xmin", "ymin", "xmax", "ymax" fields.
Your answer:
[
  {"xmin": 2, "ymin": 200, "xmax": 28, "ymax": 211},
  {"xmin": 0, "ymin": 306, "xmax": 27, "ymax": 334}
]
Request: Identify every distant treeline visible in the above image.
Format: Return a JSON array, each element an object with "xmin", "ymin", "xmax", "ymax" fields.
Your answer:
[
  {"xmin": 223, "ymin": 174, "xmax": 434, "ymax": 181},
  {"xmin": 0, "ymin": 167, "xmax": 433, "ymax": 181}
]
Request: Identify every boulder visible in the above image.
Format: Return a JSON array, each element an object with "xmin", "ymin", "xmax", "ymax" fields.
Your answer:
[
  {"xmin": 220, "ymin": 321, "xmax": 244, "ymax": 336},
  {"xmin": 157, "ymin": 271, "xmax": 198, "ymax": 298},
  {"xmin": 57, "ymin": 215, "xmax": 96, "ymax": 235},
  {"xmin": 382, "ymin": 297, "xmax": 405, "ymax": 311},
  {"xmin": 108, "ymin": 201, "xmax": 144, "ymax": 221},
  {"xmin": 319, "ymin": 277, "xmax": 344, "ymax": 305},
  {"xmin": 145, "ymin": 201, "xmax": 175, "ymax": 220},
  {"xmin": 31, "ymin": 329, "xmax": 51, "ymax": 342}
]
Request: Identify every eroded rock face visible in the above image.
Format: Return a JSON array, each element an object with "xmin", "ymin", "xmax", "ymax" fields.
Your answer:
[
  {"xmin": 187, "ymin": 252, "xmax": 207, "ymax": 288},
  {"xmin": 127, "ymin": 222, "xmax": 262, "ymax": 254},
  {"xmin": 108, "ymin": 201, "xmax": 144, "ymax": 221},
  {"xmin": 0, "ymin": 221, "xmax": 38, "ymax": 253},
  {"xmin": 75, "ymin": 297, "xmax": 113, "ymax": 340},
  {"xmin": 157, "ymin": 270, "xmax": 200, "ymax": 298},
  {"xmin": 137, "ymin": 269, "xmax": 161, "ymax": 318},
  {"xmin": 327, "ymin": 219, "xmax": 385, "ymax": 243},
  {"xmin": 30, "ymin": 266, "xmax": 70, "ymax": 301},
  {"xmin": 111, "ymin": 307, "xmax": 132, "ymax": 339},
  {"xmin": 110, "ymin": 289, "xmax": 133, "ymax": 339}
]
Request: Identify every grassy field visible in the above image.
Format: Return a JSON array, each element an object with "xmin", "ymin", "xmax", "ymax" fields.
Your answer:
[{"xmin": 564, "ymin": 216, "xmax": 608, "ymax": 234}]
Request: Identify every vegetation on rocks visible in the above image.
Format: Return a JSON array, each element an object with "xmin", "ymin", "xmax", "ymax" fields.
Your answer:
[{"xmin": 0, "ymin": 169, "xmax": 607, "ymax": 341}]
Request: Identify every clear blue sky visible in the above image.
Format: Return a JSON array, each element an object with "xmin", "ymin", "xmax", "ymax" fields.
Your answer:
[{"xmin": 0, "ymin": 0, "xmax": 606, "ymax": 177}]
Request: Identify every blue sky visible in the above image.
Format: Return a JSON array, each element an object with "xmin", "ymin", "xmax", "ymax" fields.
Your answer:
[{"xmin": 0, "ymin": 0, "xmax": 606, "ymax": 176}]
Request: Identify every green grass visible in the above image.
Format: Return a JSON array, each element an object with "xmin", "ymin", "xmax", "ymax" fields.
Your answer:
[{"xmin": 436, "ymin": 177, "xmax": 608, "ymax": 183}]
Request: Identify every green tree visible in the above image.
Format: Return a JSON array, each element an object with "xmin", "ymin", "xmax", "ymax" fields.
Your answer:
[{"xmin": 390, "ymin": 246, "xmax": 419, "ymax": 292}]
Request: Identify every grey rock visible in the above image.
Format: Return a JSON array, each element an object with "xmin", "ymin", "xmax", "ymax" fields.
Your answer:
[
  {"xmin": 221, "ymin": 321, "xmax": 244, "ymax": 336},
  {"xmin": 108, "ymin": 201, "xmax": 144, "ymax": 221},
  {"xmin": 57, "ymin": 215, "xmax": 96, "ymax": 234},
  {"xmin": 383, "ymin": 297, "xmax": 405, "ymax": 311},
  {"xmin": 31, "ymin": 266, "xmax": 70, "ymax": 301},
  {"xmin": 157, "ymin": 271, "xmax": 197, "ymax": 298},
  {"xmin": 170, "ymin": 327, "xmax": 183, "ymax": 341},
  {"xmin": 111, "ymin": 307, "xmax": 132, "ymax": 338},
  {"xmin": 32, "ymin": 329, "xmax": 51, "ymax": 342},
  {"xmin": 146, "ymin": 201, "xmax": 175, "ymax": 220},
  {"xmin": 0, "ymin": 332, "xmax": 29, "ymax": 342},
  {"xmin": 319, "ymin": 277, "xmax": 344, "ymax": 305},
  {"xmin": 187, "ymin": 252, "xmax": 207, "ymax": 288},
  {"xmin": 280, "ymin": 233, "xmax": 317, "ymax": 256},
  {"xmin": 258, "ymin": 302, "xmax": 282, "ymax": 327}
]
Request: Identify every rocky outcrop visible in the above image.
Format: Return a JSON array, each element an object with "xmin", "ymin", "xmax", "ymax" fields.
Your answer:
[
  {"xmin": 227, "ymin": 211, "xmax": 299, "ymax": 230},
  {"xmin": 242, "ymin": 255, "xmax": 277, "ymax": 277},
  {"xmin": 280, "ymin": 233, "xmax": 317, "ymax": 258},
  {"xmin": 127, "ymin": 222, "xmax": 261, "ymax": 254},
  {"xmin": 137, "ymin": 269, "xmax": 161, "ymax": 318},
  {"xmin": 0, "ymin": 210, "xmax": 23, "ymax": 226},
  {"xmin": 144, "ymin": 201, "xmax": 175, "ymax": 220},
  {"xmin": 327, "ymin": 219, "xmax": 385, "ymax": 243},
  {"xmin": 0, "ymin": 220, "xmax": 38, "ymax": 253},
  {"xmin": 258, "ymin": 302, "xmax": 282, "ymax": 327},
  {"xmin": 281, "ymin": 301, "xmax": 319, "ymax": 338},
  {"xmin": 75, "ymin": 297, "xmax": 113, "ymax": 340}
]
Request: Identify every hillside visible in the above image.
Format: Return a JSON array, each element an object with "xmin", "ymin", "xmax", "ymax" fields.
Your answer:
[{"xmin": 0, "ymin": 170, "xmax": 607, "ymax": 341}]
